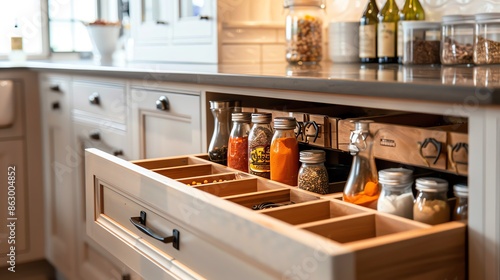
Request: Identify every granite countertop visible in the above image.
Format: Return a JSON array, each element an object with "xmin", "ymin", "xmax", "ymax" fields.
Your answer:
[{"xmin": 2, "ymin": 59, "xmax": 500, "ymax": 105}]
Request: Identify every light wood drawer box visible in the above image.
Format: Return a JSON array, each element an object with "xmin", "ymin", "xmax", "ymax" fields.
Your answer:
[
  {"xmin": 72, "ymin": 80, "xmax": 126, "ymax": 123},
  {"xmin": 86, "ymin": 149, "xmax": 466, "ymax": 280}
]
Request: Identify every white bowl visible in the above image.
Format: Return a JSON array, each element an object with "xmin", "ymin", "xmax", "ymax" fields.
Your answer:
[{"xmin": 86, "ymin": 24, "xmax": 121, "ymax": 63}]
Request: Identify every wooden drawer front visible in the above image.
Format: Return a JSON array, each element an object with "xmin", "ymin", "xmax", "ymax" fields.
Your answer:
[
  {"xmin": 72, "ymin": 81, "xmax": 125, "ymax": 123},
  {"xmin": 447, "ymin": 131, "xmax": 468, "ymax": 175}
]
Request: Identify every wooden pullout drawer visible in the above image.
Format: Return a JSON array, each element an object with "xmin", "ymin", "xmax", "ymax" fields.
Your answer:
[{"xmin": 86, "ymin": 149, "xmax": 466, "ymax": 279}]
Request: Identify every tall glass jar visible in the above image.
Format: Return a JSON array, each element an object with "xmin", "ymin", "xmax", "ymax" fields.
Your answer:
[
  {"xmin": 270, "ymin": 117, "xmax": 299, "ymax": 186},
  {"xmin": 208, "ymin": 100, "xmax": 230, "ymax": 165},
  {"xmin": 298, "ymin": 150, "xmax": 329, "ymax": 194},
  {"xmin": 248, "ymin": 113, "xmax": 273, "ymax": 179},
  {"xmin": 377, "ymin": 168, "xmax": 414, "ymax": 219},
  {"xmin": 413, "ymin": 177, "xmax": 450, "ymax": 225},
  {"xmin": 474, "ymin": 13, "xmax": 500, "ymax": 65},
  {"xmin": 441, "ymin": 15, "xmax": 474, "ymax": 65},
  {"xmin": 285, "ymin": 0, "xmax": 324, "ymax": 65},
  {"xmin": 228, "ymin": 112, "xmax": 252, "ymax": 172},
  {"xmin": 343, "ymin": 120, "xmax": 379, "ymax": 209},
  {"xmin": 453, "ymin": 184, "xmax": 468, "ymax": 221}
]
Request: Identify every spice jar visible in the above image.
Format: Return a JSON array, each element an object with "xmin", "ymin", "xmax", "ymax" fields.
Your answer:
[
  {"xmin": 248, "ymin": 113, "xmax": 273, "ymax": 179},
  {"xmin": 285, "ymin": 0, "xmax": 325, "ymax": 64},
  {"xmin": 474, "ymin": 13, "xmax": 500, "ymax": 65},
  {"xmin": 377, "ymin": 168, "xmax": 414, "ymax": 219},
  {"xmin": 453, "ymin": 184, "xmax": 468, "ymax": 221},
  {"xmin": 413, "ymin": 177, "xmax": 450, "ymax": 225},
  {"xmin": 208, "ymin": 101, "xmax": 231, "ymax": 165},
  {"xmin": 402, "ymin": 21, "xmax": 441, "ymax": 65},
  {"xmin": 270, "ymin": 117, "xmax": 299, "ymax": 186},
  {"xmin": 441, "ymin": 15, "xmax": 474, "ymax": 65},
  {"xmin": 228, "ymin": 112, "xmax": 252, "ymax": 172},
  {"xmin": 298, "ymin": 150, "xmax": 329, "ymax": 194}
]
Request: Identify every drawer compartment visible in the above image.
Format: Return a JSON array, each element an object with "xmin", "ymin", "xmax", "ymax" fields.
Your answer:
[
  {"xmin": 223, "ymin": 188, "xmax": 320, "ymax": 209},
  {"xmin": 182, "ymin": 176, "xmax": 286, "ymax": 197}
]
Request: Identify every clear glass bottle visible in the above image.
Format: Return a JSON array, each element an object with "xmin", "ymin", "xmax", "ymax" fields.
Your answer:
[
  {"xmin": 453, "ymin": 184, "xmax": 468, "ymax": 221},
  {"xmin": 377, "ymin": 168, "xmax": 414, "ymax": 219},
  {"xmin": 359, "ymin": 0, "xmax": 379, "ymax": 63},
  {"xmin": 473, "ymin": 13, "xmax": 500, "ymax": 65},
  {"xmin": 377, "ymin": 0, "xmax": 399, "ymax": 63},
  {"xmin": 248, "ymin": 113, "xmax": 273, "ymax": 179},
  {"xmin": 413, "ymin": 177, "xmax": 450, "ymax": 225},
  {"xmin": 208, "ymin": 100, "xmax": 230, "ymax": 165},
  {"xmin": 298, "ymin": 150, "xmax": 329, "ymax": 194},
  {"xmin": 228, "ymin": 112, "xmax": 252, "ymax": 172},
  {"xmin": 285, "ymin": 0, "xmax": 325, "ymax": 65},
  {"xmin": 343, "ymin": 120, "xmax": 379, "ymax": 209},
  {"xmin": 270, "ymin": 117, "xmax": 299, "ymax": 186},
  {"xmin": 441, "ymin": 15, "xmax": 474, "ymax": 65},
  {"xmin": 397, "ymin": 0, "xmax": 425, "ymax": 63}
]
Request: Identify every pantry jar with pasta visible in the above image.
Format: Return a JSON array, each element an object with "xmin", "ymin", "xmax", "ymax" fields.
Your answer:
[{"xmin": 284, "ymin": 0, "xmax": 325, "ymax": 64}]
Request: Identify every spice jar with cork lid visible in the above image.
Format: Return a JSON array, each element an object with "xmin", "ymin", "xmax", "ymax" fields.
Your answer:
[
  {"xmin": 377, "ymin": 168, "xmax": 415, "ymax": 219},
  {"xmin": 413, "ymin": 177, "xmax": 450, "ymax": 225},
  {"xmin": 474, "ymin": 13, "xmax": 500, "ymax": 65},
  {"xmin": 298, "ymin": 150, "xmax": 329, "ymax": 194},
  {"xmin": 284, "ymin": 0, "xmax": 325, "ymax": 65},
  {"xmin": 441, "ymin": 15, "xmax": 474, "ymax": 65}
]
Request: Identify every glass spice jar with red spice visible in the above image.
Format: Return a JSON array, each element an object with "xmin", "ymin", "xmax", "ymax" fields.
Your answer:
[
  {"xmin": 270, "ymin": 117, "xmax": 299, "ymax": 186},
  {"xmin": 228, "ymin": 112, "xmax": 252, "ymax": 172}
]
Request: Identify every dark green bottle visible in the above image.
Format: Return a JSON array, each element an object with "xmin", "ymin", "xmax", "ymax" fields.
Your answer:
[
  {"xmin": 377, "ymin": 0, "xmax": 399, "ymax": 64},
  {"xmin": 397, "ymin": 0, "xmax": 425, "ymax": 63},
  {"xmin": 359, "ymin": 0, "xmax": 379, "ymax": 63}
]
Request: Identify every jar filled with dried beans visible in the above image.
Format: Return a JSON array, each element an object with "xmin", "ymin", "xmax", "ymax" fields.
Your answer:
[
  {"xmin": 228, "ymin": 112, "xmax": 252, "ymax": 172},
  {"xmin": 285, "ymin": 0, "xmax": 325, "ymax": 65},
  {"xmin": 441, "ymin": 15, "xmax": 474, "ymax": 65}
]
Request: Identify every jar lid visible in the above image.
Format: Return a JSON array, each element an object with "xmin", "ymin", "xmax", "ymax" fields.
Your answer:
[
  {"xmin": 351, "ymin": 120, "xmax": 372, "ymax": 132},
  {"xmin": 475, "ymin": 13, "xmax": 500, "ymax": 22},
  {"xmin": 402, "ymin": 21, "xmax": 441, "ymax": 30},
  {"xmin": 251, "ymin": 113, "xmax": 272, "ymax": 124},
  {"xmin": 274, "ymin": 117, "xmax": 296, "ymax": 129},
  {"xmin": 442, "ymin": 14, "xmax": 475, "ymax": 24},
  {"xmin": 415, "ymin": 177, "xmax": 448, "ymax": 192},
  {"xmin": 209, "ymin": 100, "xmax": 231, "ymax": 109},
  {"xmin": 378, "ymin": 168, "xmax": 413, "ymax": 185},
  {"xmin": 232, "ymin": 112, "xmax": 252, "ymax": 123},
  {"xmin": 284, "ymin": 0, "xmax": 324, "ymax": 8},
  {"xmin": 453, "ymin": 184, "xmax": 468, "ymax": 197},
  {"xmin": 300, "ymin": 150, "xmax": 325, "ymax": 163}
]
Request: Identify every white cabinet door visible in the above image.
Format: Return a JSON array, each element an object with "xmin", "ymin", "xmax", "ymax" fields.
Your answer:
[
  {"xmin": 172, "ymin": 0, "xmax": 214, "ymax": 44},
  {"xmin": 131, "ymin": 87, "xmax": 202, "ymax": 159},
  {"xmin": 130, "ymin": 0, "xmax": 171, "ymax": 45}
]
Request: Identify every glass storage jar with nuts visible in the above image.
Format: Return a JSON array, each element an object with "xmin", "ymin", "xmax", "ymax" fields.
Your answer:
[
  {"xmin": 474, "ymin": 13, "xmax": 500, "ymax": 65},
  {"xmin": 441, "ymin": 15, "xmax": 474, "ymax": 65},
  {"xmin": 402, "ymin": 21, "xmax": 441, "ymax": 65},
  {"xmin": 285, "ymin": 0, "xmax": 325, "ymax": 65}
]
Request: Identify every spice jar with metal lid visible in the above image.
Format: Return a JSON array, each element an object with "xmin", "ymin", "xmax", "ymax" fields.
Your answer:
[
  {"xmin": 413, "ymin": 177, "xmax": 450, "ymax": 225},
  {"xmin": 298, "ymin": 150, "xmax": 329, "ymax": 194},
  {"xmin": 284, "ymin": 0, "xmax": 325, "ymax": 65},
  {"xmin": 441, "ymin": 15, "xmax": 474, "ymax": 65},
  {"xmin": 271, "ymin": 117, "xmax": 299, "ymax": 186},
  {"xmin": 474, "ymin": 13, "xmax": 500, "ymax": 65},
  {"xmin": 228, "ymin": 112, "xmax": 252, "ymax": 172},
  {"xmin": 248, "ymin": 113, "xmax": 273, "ymax": 179},
  {"xmin": 377, "ymin": 168, "xmax": 414, "ymax": 219},
  {"xmin": 208, "ymin": 100, "xmax": 231, "ymax": 165},
  {"xmin": 453, "ymin": 184, "xmax": 468, "ymax": 221},
  {"xmin": 402, "ymin": 21, "xmax": 441, "ymax": 65}
]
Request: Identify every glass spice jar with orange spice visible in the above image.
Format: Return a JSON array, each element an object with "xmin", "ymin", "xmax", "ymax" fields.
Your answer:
[
  {"xmin": 270, "ymin": 117, "xmax": 299, "ymax": 186},
  {"xmin": 343, "ymin": 120, "xmax": 380, "ymax": 209},
  {"xmin": 228, "ymin": 112, "xmax": 252, "ymax": 172}
]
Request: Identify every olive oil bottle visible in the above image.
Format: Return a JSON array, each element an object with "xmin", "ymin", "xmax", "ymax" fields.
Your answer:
[
  {"xmin": 377, "ymin": 0, "xmax": 399, "ymax": 63},
  {"xmin": 359, "ymin": 0, "xmax": 379, "ymax": 63},
  {"xmin": 397, "ymin": 0, "xmax": 425, "ymax": 63}
]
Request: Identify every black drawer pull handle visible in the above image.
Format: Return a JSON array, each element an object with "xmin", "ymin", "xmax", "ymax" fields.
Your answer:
[
  {"xmin": 50, "ymin": 84, "xmax": 61, "ymax": 92},
  {"xmin": 89, "ymin": 132, "xmax": 100, "ymax": 140},
  {"xmin": 130, "ymin": 211, "xmax": 180, "ymax": 250},
  {"xmin": 52, "ymin": 102, "xmax": 60, "ymax": 110},
  {"xmin": 199, "ymin": 15, "xmax": 210, "ymax": 20},
  {"xmin": 417, "ymin": 137, "xmax": 442, "ymax": 167}
]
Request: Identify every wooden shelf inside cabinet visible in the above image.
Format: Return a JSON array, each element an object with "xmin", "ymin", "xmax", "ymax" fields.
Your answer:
[{"xmin": 86, "ymin": 149, "xmax": 466, "ymax": 280}]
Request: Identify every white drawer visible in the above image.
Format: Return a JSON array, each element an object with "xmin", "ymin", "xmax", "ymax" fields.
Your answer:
[{"xmin": 72, "ymin": 80, "xmax": 126, "ymax": 123}]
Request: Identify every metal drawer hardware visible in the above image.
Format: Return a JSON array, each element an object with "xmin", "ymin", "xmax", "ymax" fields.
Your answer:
[
  {"xmin": 156, "ymin": 20, "xmax": 169, "ymax": 25},
  {"xmin": 199, "ymin": 15, "xmax": 210, "ymax": 20},
  {"xmin": 113, "ymin": 150, "xmax": 124, "ymax": 157},
  {"xmin": 130, "ymin": 211, "xmax": 180, "ymax": 250},
  {"xmin": 51, "ymin": 102, "xmax": 60, "ymax": 110},
  {"xmin": 50, "ymin": 84, "xmax": 61, "ymax": 92},
  {"xmin": 155, "ymin": 96, "xmax": 169, "ymax": 111},
  {"xmin": 295, "ymin": 121, "xmax": 304, "ymax": 141},
  {"xmin": 88, "ymin": 92, "xmax": 100, "ymax": 105},
  {"xmin": 448, "ymin": 142, "xmax": 468, "ymax": 174},
  {"xmin": 304, "ymin": 121, "xmax": 320, "ymax": 143},
  {"xmin": 417, "ymin": 138, "xmax": 442, "ymax": 167},
  {"xmin": 89, "ymin": 132, "xmax": 100, "ymax": 141}
]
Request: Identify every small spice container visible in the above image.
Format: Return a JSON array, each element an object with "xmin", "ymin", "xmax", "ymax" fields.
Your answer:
[
  {"xmin": 285, "ymin": 0, "xmax": 325, "ymax": 64},
  {"xmin": 474, "ymin": 13, "xmax": 500, "ymax": 65},
  {"xmin": 270, "ymin": 117, "xmax": 299, "ymax": 186},
  {"xmin": 413, "ymin": 177, "xmax": 450, "ymax": 225},
  {"xmin": 228, "ymin": 112, "xmax": 252, "ymax": 172},
  {"xmin": 376, "ymin": 168, "xmax": 414, "ymax": 219},
  {"xmin": 441, "ymin": 15, "xmax": 474, "ymax": 65},
  {"xmin": 452, "ymin": 184, "xmax": 468, "ymax": 221},
  {"xmin": 248, "ymin": 113, "xmax": 273, "ymax": 179},
  {"xmin": 402, "ymin": 21, "xmax": 441, "ymax": 65},
  {"xmin": 298, "ymin": 150, "xmax": 329, "ymax": 194}
]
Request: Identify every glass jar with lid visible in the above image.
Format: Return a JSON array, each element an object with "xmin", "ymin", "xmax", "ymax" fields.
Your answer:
[
  {"xmin": 284, "ymin": 0, "xmax": 325, "ymax": 65},
  {"xmin": 377, "ymin": 168, "xmax": 414, "ymax": 219},
  {"xmin": 228, "ymin": 112, "xmax": 252, "ymax": 172},
  {"xmin": 441, "ymin": 15, "xmax": 474, "ymax": 65},
  {"xmin": 474, "ymin": 13, "xmax": 500, "ymax": 65},
  {"xmin": 413, "ymin": 177, "xmax": 450, "ymax": 225},
  {"xmin": 298, "ymin": 150, "xmax": 329, "ymax": 194},
  {"xmin": 248, "ymin": 113, "xmax": 273, "ymax": 179},
  {"xmin": 270, "ymin": 117, "xmax": 299, "ymax": 186},
  {"xmin": 452, "ymin": 184, "xmax": 468, "ymax": 221},
  {"xmin": 208, "ymin": 100, "xmax": 231, "ymax": 165},
  {"xmin": 402, "ymin": 21, "xmax": 441, "ymax": 65}
]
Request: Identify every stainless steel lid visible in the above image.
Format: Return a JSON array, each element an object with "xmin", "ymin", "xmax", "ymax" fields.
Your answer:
[
  {"xmin": 442, "ymin": 14, "xmax": 475, "ymax": 24},
  {"xmin": 231, "ymin": 112, "xmax": 252, "ymax": 123},
  {"xmin": 251, "ymin": 113, "xmax": 272, "ymax": 124},
  {"xmin": 300, "ymin": 150, "xmax": 325, "ymax": 163},
  {"xmin": 474, "ymin": 13, "xmax": 500, "ymax": 22},
  {"xmin": 378, "ymin": 168, "xmax": 413, "ymax": 185},
  {"xmin": 284, "ymin": 0, "xmax": 324, "ymax": 8},
  {"xmin": 352, "ymin": 120, "xmax": 372, "ymax": 132},
  {"xmin": 416, "ymin": 177, "xmax": 448, "ymax": 192},
  {"xmin": 274, "ymin": 117, "xmax": 296, "ymax": 129},
  {"xmin": 453, "ymin": 184, "xmax": 468, "ymax": 197},
  {"xmin": 209, "ymin": 100, "xmax": 231, "ymax": 109}
]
